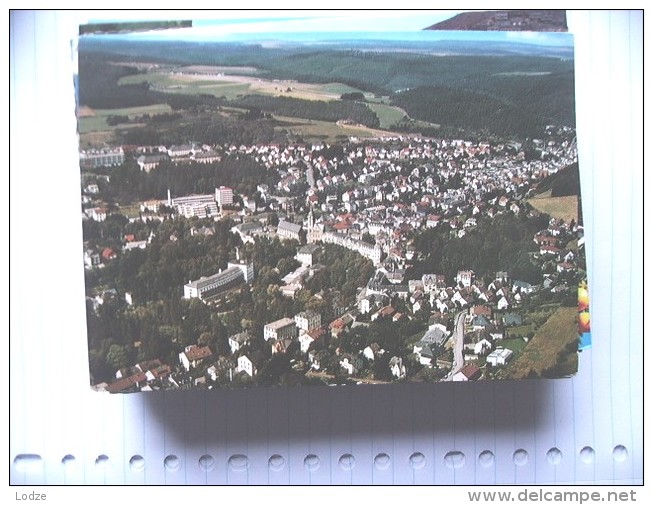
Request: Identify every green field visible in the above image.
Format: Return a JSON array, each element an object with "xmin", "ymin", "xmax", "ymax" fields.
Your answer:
[
  {"xmin": 78, "ymin": 103, "xmax": 173, "ymax": 133},
  {"xmin": 82, "ymin": 68, "xmax": 435, "ymax": 142},
  {"xmin": 119, "ymin": 71, "xmax": 376, "ymax": 103},
  {"xmin": 273, "ymin": 115, "xmax": 392, "ymax": 143},
  {"xmin": 118, "ymin": 204, "xmax": 141, "ymax": 219},
  {"xmin": 188, "ymin": 82, "xmax": 251, "ymax": 99},
  {"xmin": 251, "ymin": 81, "xmax": 368, "ymax": 102},
  {"xmin": 178, "ymin": 65, "xmax": 260, "ymax": 75},
  {"xmin": 500, "ymin": 337, "xmax": 528, "ymax": 354},
  {"xmin": 504, "ymin": 306, "xmax": 578, "ymax": 379},
  {"xmin": 505, "ymin": 323, "xmax": 535, "ymax": 338},
  {"xmin": 119, "ymin": 73, "xmax": 252, "ymax": 99},
  {"xmin": 319, "ymin": 83, "xmax": 371, "ymax": 96},
  {"xmin": 366, "ymin": 103, "xmax": 408, "ymax": 129}
]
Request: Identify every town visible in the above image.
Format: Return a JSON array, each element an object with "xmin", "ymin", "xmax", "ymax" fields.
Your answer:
[{"xmin": 82, "ymin": 126, "xmax": 583, "ymax": 391}]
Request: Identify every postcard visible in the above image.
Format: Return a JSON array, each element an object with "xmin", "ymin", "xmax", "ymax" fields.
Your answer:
[{"xmin": 77, "ymin": 12, "xmax": 587, "ymax": 391}]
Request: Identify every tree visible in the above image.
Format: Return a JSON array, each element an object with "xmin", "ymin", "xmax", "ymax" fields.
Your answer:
[
  {"xmin": 373, "ymin": 353, "xmax": 393, "ymax": 381},
  {"xmin": 340, "ymin": 92, "xmax": 365, "ymax": 101},
  {"xmin": 198, "ymin": 331, "xmax": 215, "ymax": 348},
  {"xmin": 361, "ymin": 232, "xmax": 375, "ymax": 245},
  {"xmin": 106, "ymin": 344, "xmax": 132, "ymax": 371},
  {"xmin": 257, "ymin": 353, "xmax": 292, "ymax": 386}
]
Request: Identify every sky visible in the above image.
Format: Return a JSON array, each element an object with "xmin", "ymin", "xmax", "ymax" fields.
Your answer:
[{"xmin": 80, "ymin": 11, "xmax": 574, "ymax": 47}]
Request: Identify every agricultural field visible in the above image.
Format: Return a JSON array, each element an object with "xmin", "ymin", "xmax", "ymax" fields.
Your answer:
[
  {"xmin": 118, "ymin": 72, "xmax": 251, "ymax": 99},
  {"xmin": 366, "ymin": 102, "xmax": 408, "ymax": 129},
  {"xmin": 273, "ymin": 115, "xmax": 394, "ymax": 143},
  {"xmin": 119, "ymin": 69, "xmax": 369, "ymax": 102},
  {"xmin": 78, "ymin": 104, "xmax": 173, "ymax": 133},
  {"xmin": 178, "ymin": 65, "xmax": 260, "ymax": 75},
  {"xmin": 527, "ymin": 195, "xmax": 579, "ymax": 223},
  {"xmin": 503, "ymin": 306, "xmax": 579, "ymax": 379}
]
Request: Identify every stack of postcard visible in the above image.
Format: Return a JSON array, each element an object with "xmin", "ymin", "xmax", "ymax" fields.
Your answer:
[{"xmin": 76, "ymin": 11, "xmax": 589, "ymax": 392}]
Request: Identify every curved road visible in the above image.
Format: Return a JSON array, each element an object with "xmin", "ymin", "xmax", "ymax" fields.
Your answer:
[{"xmin": 446, "ymin": 311, "xmax": 466, "ymax": 381}]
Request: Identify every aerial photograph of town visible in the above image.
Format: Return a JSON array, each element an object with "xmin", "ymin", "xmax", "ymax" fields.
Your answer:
[{"xmin": 77, "ymin": 13, "xmax": 586, "ymax": 392}]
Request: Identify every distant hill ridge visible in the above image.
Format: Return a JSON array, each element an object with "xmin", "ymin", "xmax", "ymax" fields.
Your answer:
[{"xmin": 425, "ymin": 10, "xmax": 567, "ymax": 32}]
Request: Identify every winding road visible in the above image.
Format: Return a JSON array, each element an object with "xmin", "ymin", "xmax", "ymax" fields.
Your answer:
[{"xmin": 446, "ymin": 311, "xmax": 466, "ymax": 381}]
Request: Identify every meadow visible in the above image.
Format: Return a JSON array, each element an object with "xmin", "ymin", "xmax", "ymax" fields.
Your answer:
[
  {"xmin": 504, "ymin": 306, "xmax": 579, "ymax": 379},
  {"xmin": 527, "ymin": 195, "xmax": 579, "ymax": 223}
]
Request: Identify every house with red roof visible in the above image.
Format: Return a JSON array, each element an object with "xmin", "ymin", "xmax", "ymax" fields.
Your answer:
[{"xmin": 179, "ymin": 344, "xmax": 213, "ymax": 372}]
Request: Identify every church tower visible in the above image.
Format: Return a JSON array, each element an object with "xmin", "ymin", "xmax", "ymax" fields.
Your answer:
[{"xmin": 307, "ymin": 206, "xmax": 315, "ymax": 230}]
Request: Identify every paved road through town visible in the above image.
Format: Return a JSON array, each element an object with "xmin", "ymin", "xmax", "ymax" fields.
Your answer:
[{"xmin": 446, "ymin": 311, "xmax": 466, "ymax": 381}]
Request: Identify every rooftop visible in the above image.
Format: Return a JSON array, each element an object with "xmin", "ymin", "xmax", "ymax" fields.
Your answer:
[
  {"xmin": 185, "ymin": 267, "xmax": 244, "ymax": 290},
  {"xmin": 265, "ymin": 317, "xmax": 295, "ymax": 330},
  {"xmin": 184, "ymin": 345, "xmax": 213, "ymax": 361}
]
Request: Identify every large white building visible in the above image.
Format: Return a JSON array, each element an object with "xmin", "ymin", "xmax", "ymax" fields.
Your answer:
[
  {"xmin": 137, "ymin": 154, "xmax": 167, "ymax": 172},
  {"xmin": 168, "ymin": 193, "xmax": 218, "ymax": 218},
  {"xmin": 277, "ymin": 220, "xmax": 303, "ymax": 241},
  {"xmin": 178, "ymin": 345, "xmax": 212, "ymax": 372},
  {"xmin": 167, "ymin": 186, "xmax": 235, "ymax": 218},
  {"xmin": 229, "ymin": 332, "xmax": 254, "ymax": 354},
  {"xmin": 295, "ymin": 244, "xmax": 320, "ymax": 266},
  {"xmin": 168, "ymin": 144, "xmax": 194, "ymax": 157},
  {"xmin": 215, "ymin": 186, "xmax": 234, "ymax": 206},
  {"xmin": 321, "ymin": 232, "xmax": 383, "ymax": 264},
  {"xmin": 294, "ymin": 311, "xmax": 321, "ymax": 332},
  {"xmin": 80, "ymin": 147, "xmax": 125, "ymax": 168},
  {"xmin": 456, "ymin": 270, "xmax": 475, "ymax": 287},
  {"xmin": 237, "ymin": 352, "xmax": 265, "ymax": 377},
  {"xmin": 264, "ymin": 317, "xmax": 298, "ymax": 342},
  {"xmin": 486, "ymin": 347, "xmax": 513, "ymax": 366},
  {"xmin": 183, "ymin": 261, "xmax": 254, "ymax": 300}
]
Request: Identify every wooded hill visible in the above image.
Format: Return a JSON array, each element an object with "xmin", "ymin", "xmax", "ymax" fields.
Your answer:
[{"xmin": 79, "ymin": 38, "xmax": 575, "ymax": 140}]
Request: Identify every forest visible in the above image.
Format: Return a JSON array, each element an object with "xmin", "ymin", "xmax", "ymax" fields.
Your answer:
[
  {"xmin": 392, "ymin": 86, "xmax": 545, "ymax": 137},
  {"xmin": 78, "ymin": 37, "xmax": 575, "ymax": 140},
  {"xmin": 409, "ymin": 211, "xmax": 551, "ymax": 285},
  {"xmin": 231, "ymin": 95, "xmax": 380, "ymax": 128},
  {"xmin": 532, "ymin": 162, "xmax": 581, "ymax": 197},
  {"xmin": 86, "ymin": 156, "xmax": 275, "ymax": 205},
  {"xmin": 85, "ymin": 214, "xmax": 375, "ymax": 384}
]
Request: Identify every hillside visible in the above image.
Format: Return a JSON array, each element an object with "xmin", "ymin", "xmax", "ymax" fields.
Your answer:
[
  {"xmin": 532, "ymin": 162, "xmax": 581, "ymax": 197},
  {"xmin": 391, "ymin": 85, "xmax": 545, "ymax": 137},
  {"xmin": 78, "ymin": 37, "xmax": 576, "ymax": 140},
  {"xmin": 424, "ymin": 10, "xmax": 567, "ymax": 32}
]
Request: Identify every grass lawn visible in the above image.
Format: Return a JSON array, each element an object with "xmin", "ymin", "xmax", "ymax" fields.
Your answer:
[
  {"xmin": 504, "ymin": 306, "xmax": 578, "ymax": 379},
  {"xmin": 79, "ymin": 130, "xmax": 117, "ymax": 147},
  {"xmin": 405, "ymin": 329, "xmax": 427, "ymax": 347},
  {"xmin": 78, "ymin": 116, "xmax": 111, "ymax": 134},
  {"xmin": 500, "ymin": 338, "xmax": 528, "ymax": 354},
  {"xmin": 502, "ymin": 302, "xmax": 560, "ymax": 339},
  {"xmin": 527, "ymin": 195, "xmax": 579, "ymax": 223},
  {"xmin": 366, "ymin": 103, "xmax": 408, "ymax": 129},
  {"xmin": 505, "ymin": 323, "xmax": 535, "ymax": 338},
  {"xmin": 118, "ymin": 204, "xmax": 141, "ymax": 219}
]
